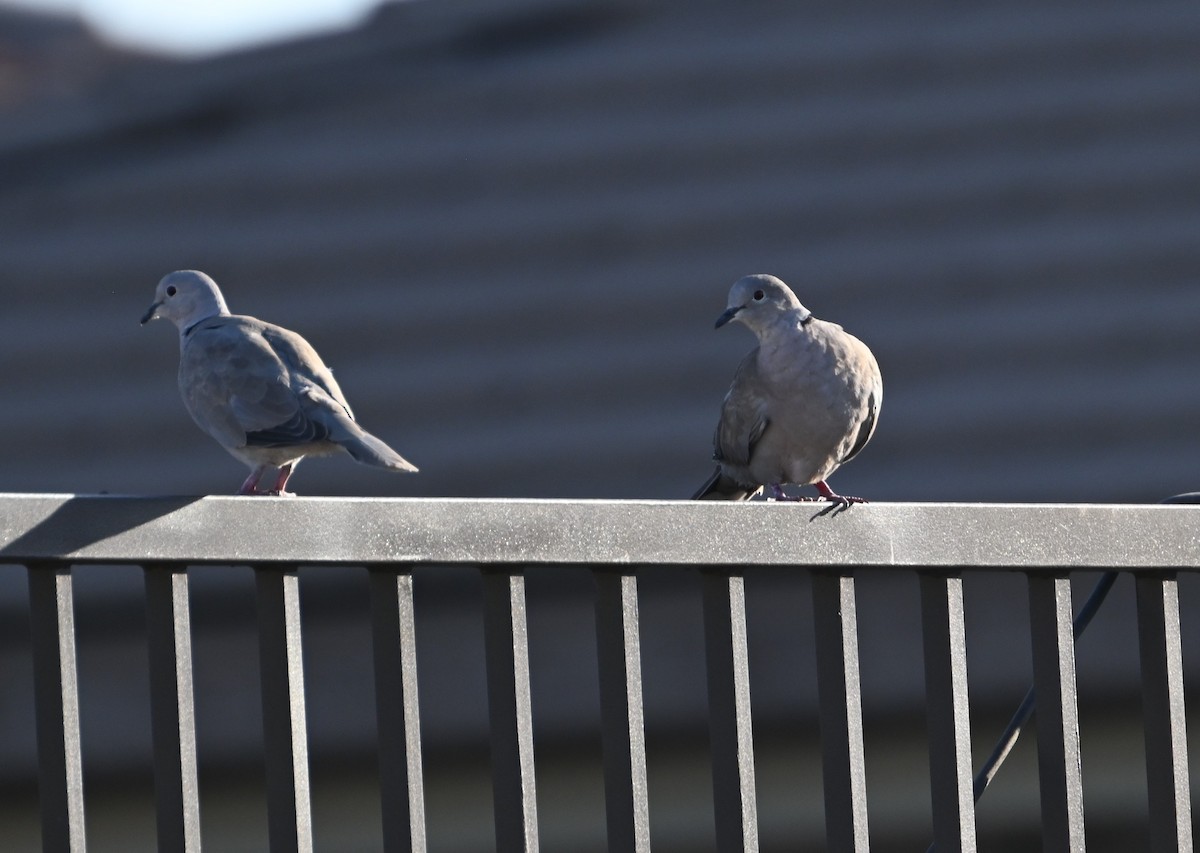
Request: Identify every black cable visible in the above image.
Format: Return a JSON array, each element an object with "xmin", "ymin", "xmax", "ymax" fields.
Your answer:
[
  {"xmin": 925, "ymin": 570, "xmax": 1119, "ymax": 853},
  {"xmin": 970, "ymin": 570, "xmax": 1118, "ymax": 800},
  {"xmin": 925, "ymin": 493, "xmax": 1200, "ymax": 851}
]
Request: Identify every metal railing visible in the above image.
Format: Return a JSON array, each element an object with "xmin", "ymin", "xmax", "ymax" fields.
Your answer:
[{"xmin": 1, "ymin": 495, "xmax": 1196, "ymax": 852}]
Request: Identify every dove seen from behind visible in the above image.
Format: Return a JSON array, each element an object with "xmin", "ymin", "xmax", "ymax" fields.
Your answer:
[
  {"xmin": 693, "ymin": 274, "xmax": 881, "ymax": 505},
  {"xmin": 141, "ymin": 270, "xmax": 418, "ymax": 495}
]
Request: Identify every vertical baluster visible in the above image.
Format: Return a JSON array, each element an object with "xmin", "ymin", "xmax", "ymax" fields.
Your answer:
[
  {"xmin": 702, "ymin": 571, "xmax": 759, "ymax": 853},
  {"xmin": 255, "ymin": 565, "xmax": 313, "ymax": 853},
  {"xmin": 27, "ymin": 563, "xmax": 87, "ymax": 853},
  {"xmin": 482, "ymin": 570, "xmax": 539, "ymax": 853},
  {"xmin": 1135, "ymin": 573, "xmax": 1192, "ymax": 853},
  {"xmin": 812, "ymin": 570, "xmax": 870, "ymax": 853},
  {"xmin": 1026, "ymin": 574, "xmax": 1085, "ymax": 853},
  {"xmin": 369, "ymin": 569, "xmax": 427, "ymax": 853},
  {"xmin": 593, "ymin": 570, "xmax": 651, "ymax": 853},
  {"xmin": 919, "ymin": 573, "xmax": 976, "ymax": 853},
  {"xmin": 144, "ymin": 563, "xmax": 202, "ymax": 853}
]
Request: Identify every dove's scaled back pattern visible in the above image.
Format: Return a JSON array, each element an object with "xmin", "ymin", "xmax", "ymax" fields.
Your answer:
[
  {"xmin": 693, "ymin": 274, "xmax": 882, "ymax": 505},
  {"xmin": 142, "ymin": 270, "xmax": 418, "ymax": 496}
]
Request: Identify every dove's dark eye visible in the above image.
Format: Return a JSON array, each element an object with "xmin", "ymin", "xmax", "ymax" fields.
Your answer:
[
  {"xmin": 166, "ymin": 286, "xmax": 177, "ymax": 297},
  {"xmin": 753, "ymin": 290, "xmax": 765, "ymax": 301}
]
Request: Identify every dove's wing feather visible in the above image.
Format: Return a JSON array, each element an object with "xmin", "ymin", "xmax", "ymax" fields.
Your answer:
[
  {"xmin": 713, "ymin": 349, "xmax": 770, "ymax": 469},
  {"xmin": 840, "ymin": 392, "xmax": 878, "ymax": 465},
  {"xmin": 180, "ymin": 316, "xmax": 310, "ymax": 448},
  {"xmin": 259, "ymin": 321, "xmax": 417, "ymax": 470},
  {"xmin": 258, "ymin": 322, "xmax": 354, "ymax": 417},
  {"xmin": 242, "ymin": 407, "xmax": 332, "ymax": 448},
  {"xmin": 814, "ymin": 323, "xmax": 881, "ymax": 468},
  {"xmin": 692, "ymin": 350, "xmax": 770, "ymax": 500}
]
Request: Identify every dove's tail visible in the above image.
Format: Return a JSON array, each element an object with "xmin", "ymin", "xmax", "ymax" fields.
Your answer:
[
  {"xmin": 691, "ymin": 468, "xmax": 761, "ymax": 500},
  {"xmin": 336, "ymin": 424, "xmax": 419, "ymax": 473}
]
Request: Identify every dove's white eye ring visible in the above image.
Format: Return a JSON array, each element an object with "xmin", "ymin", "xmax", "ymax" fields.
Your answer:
[
  {"xmin": 166, "ymin": 285, "xmax": 178, "ymax": 297},
  {"xmin": 752, "ymin": 290, "xmax": 764, "ymax": 301}
]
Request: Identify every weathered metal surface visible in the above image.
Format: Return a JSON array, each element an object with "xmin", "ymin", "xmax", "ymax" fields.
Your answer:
[
  {"xmin": 1, "ymin": 495, "xmax": 1199, "ymax": 570},
  {"xmin": 8, "ymin": 495, "xmax": 1199, "ymax": 852}
]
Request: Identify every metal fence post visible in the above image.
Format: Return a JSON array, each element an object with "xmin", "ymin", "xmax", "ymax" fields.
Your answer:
[
  {"xmin": 255, "ymin": 565, "xmax": 313, "ymax": 853},
  {"xmin": 144, "ymin": 563, "xmax": 202, "ymax": 853},
  {"xmin": 812, "ymin": 570, "xmax": 870, "ymax": 853},
  {"xmin": 369, "ymin": 569, "xmax": 427, "ymax": 853},
  {"xmin": 1027, "ymin": 574, "xmax": 1085, "ymax": 853},
  {"xmin": 1135, "ymin": 573, "xmax": 1192, "ymax": 853},
  {"xmin": 593, "ymin": 570, "xmax": 652, "ymax": 853},
  {"xmin": 702, "ymin": 570, "xmax": 759, "ymax": 853},
  {"xmin": 919, "ymin": 572, "xmax": 977, "ymax": 853},
  {"xmin": 482, "ymin": 569, "xmax": 540, "ymax": 853},
  {"xmin": 27, "ymin": 562, "xmax": 87, "ymax": 853}
]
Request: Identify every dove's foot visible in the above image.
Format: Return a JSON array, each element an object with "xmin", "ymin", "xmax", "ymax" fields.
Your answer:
[
  {"xmin": 236, "ymin": 464, "xmax": 296, "ymax": 496},
  {"xmin": 767, "ymin": 482, "xmax": 868, "ymax": 506},
  {"xmin": 814, "ymin": 480, "xmax": 867, "ymax": 506},
  {"xmin": 235, "ymin": 486, "xmax": 294, "ymax": 497}
]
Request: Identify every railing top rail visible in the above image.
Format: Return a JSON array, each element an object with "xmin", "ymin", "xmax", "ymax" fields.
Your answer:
[{"xmin": 1, "ymin": 494, "xmax": 1198, "ymax": 571}]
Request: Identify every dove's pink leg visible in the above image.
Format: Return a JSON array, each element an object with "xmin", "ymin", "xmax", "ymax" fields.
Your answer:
[
  {"xmin": 237, "ymin": 466, "xmax": 268, "ymax": 495},
  {"xmin": 265, "ymin": 463, "xmax": 295, "ymax": 496}
]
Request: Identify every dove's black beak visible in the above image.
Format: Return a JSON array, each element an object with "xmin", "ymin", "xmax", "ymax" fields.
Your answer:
[
  {"xmin": 140, "ymin": 301, "xmax": 161, "ymax": 325},
  {"xmin": 715, "ymin": 306, "xmax": 741, "ymax": 329}
]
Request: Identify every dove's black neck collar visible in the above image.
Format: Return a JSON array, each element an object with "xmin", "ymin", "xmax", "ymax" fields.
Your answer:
[
  {"xmin": 182, "ymin": 315, "xmax": 220, "ymax": 338},
  {"xmin": 799, "ymin": 311, "xmax": 814, "ymax": 326}
]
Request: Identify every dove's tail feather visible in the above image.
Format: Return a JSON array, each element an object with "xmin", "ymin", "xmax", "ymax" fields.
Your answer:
[
  {"xmin": 692, "ymin": 468, "xmax": 761, "ymax": 500},
  {"xmin": 337, "ymin": 425, "xmax": 419, "ymax": 473}
]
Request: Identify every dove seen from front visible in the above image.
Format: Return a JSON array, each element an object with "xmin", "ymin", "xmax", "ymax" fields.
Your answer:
[
  {"xmin": 141, "ymin": 269, "xmax": 418, "ymax": 495},
  {"xmin": 693, "ymin": 274, "xmax": 881, "ymax": 505}
]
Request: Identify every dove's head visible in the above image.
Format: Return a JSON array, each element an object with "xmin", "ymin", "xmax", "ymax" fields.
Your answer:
[
  {"xmin": 715, "ymin": 274, "xmax": 811, "ymax": 334},
  {"xmin": 141, "ymin": 270, "xmax": 230, "ymax": 330}
]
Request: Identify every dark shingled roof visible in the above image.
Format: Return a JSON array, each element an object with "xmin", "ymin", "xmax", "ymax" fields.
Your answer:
[{"xmin": 2, "ymin": 0, "xmax": 1198, "ymax": 504}]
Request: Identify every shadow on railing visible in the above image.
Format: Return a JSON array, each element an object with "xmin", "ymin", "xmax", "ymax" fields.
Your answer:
[{"xmin": 1, "ymin": 495, "xmax": 1195, "ymax": 852}]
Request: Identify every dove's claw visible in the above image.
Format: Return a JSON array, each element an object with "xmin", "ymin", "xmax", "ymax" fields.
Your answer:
[
  {"xmin": 766, "ymin": 481, "xmax": 868, "ymax": 505},
  {"xmin": 814, "ymin": 480, "xmax": 867, "ymax": 506}
]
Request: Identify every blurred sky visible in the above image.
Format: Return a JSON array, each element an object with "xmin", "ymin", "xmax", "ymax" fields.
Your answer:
[{"xmin": 2, "ymin": 0, "xmax": 390, "ymax": 56}]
